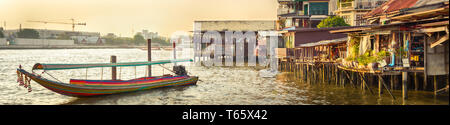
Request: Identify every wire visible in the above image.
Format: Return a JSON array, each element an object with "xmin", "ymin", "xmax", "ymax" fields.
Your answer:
[{"xmin": 43, "ymin": 71, "xmax": 64, "ymax": 83}]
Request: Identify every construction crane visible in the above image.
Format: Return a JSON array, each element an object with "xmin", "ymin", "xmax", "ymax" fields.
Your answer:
[{"xmin": 27, "ymin": 19, "xmax": 86, "ymax": 31}]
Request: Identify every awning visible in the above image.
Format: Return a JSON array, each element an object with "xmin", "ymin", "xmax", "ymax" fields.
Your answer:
[
  {"xmin": 391, "ymin": 6, "xmax": 449, "ymax": 21},
  {"xmin": 32, "ymin": 59, "xmax": 193, "ymax": 70},
  {"xmin": 420, "ymin": 26, "xmax": 448, "ymax": 33},
  {"xmin": 330, "ymin": 26, "xmax": 372, "ymax": 34},
  {"xmin": 370, "ymin": 30, "xmax": 392, "ymax": 35},
  {"xmin": 298, "ymin": 37, "xmax": 348, "ymax": 47}
]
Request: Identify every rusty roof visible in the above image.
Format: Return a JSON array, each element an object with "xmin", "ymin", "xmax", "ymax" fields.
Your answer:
[
  {"xmin": 365, "ymin": 0, "xmax": 449, "ymax": 18},
  {"xmin": 364, "ymin": 0, "xmax": 418, "ymax": 18}
]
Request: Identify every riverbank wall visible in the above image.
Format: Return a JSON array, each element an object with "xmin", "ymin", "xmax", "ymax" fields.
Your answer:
[{"xmin": 0, "ymin": 45, "xmax": 147, "ymax": 49}]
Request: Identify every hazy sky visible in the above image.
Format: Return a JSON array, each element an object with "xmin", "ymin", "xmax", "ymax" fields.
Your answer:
[{"xmin": 0, "ymin": 0, "xmax": 278, "ymax": 37}]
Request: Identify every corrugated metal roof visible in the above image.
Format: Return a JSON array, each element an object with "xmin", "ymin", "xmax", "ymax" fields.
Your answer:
[
  {"xmin": 365, "ymin": 0, "xmax": 449, "ymax": 17},
  {"xmin": 284, "ymin": 26, "xmax": 355, "ymax": 33},
  {"xmin": 413, "ymin": 0, "xmax": 448, "ymax": 7},
  {"xmin": 299, "ymin": 37, "xmax": 347, "ymax": 47},
  {"xmin": 365, "ymin": 0, "xmax": 418, "ymax": 17}
]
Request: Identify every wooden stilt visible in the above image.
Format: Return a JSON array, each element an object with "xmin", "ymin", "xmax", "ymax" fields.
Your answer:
[
  {"xmin": 379, "ymin": 75, "xmax": 383, "ymax": 96},
  {"xmin": 359, "ymin": 73, "xmax": 374, "ymax": 95},
  {"xmin": 335, "ymin": 67, "xmax": 339, "ymax": 85},
  {"xmin": 424, "ymin": 36, "xmax": 428, "ymax": 91},
  {"xmin": 378, "ymin": 75, "xmax": 396, "ymax": 99},
  {"xmin": 351, "ymin": 71, "xmax": 354, "ymax": 87},
  {"xmin": 327, "ymin": 65, "xmax": 331, "ymax": 84},
  {"xmin": 361, "ymin": 73, "xmax": 365, "ymax": 90},
  {"xmin": 341, "ymin": 70, "xmax": 345, "ymax": 87},
  {"xmin": 341, "ymin": 70, "xmax": 347, "ymax": 87},
  {"xmin": 414, "ymin": 72, "xmax": 418, "ymax": 91},
  {"xmin": 434, "ymin": 75, "xmax": 437, "ymax": 95},
  {"xmin": 322, "ymin": 64, "xmax": 325, "ymax": 84},
  {"xmin": 343, "ymin": 70, "xmax": 356, "ymax": 88},
  {"xmin": 402, "ymin": 72, "xmax": 408, "ymax": 100},
  {"xmin": 391, "ymin": 75, "xmax": 395, "ymax": 91}
]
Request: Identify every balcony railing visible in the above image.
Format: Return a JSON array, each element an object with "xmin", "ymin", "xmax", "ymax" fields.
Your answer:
[
  {"xmin": 339, "ymin": 0, "xmax": 387, "ymax": 10},
  {"xmin": 340, "ymin": 2, "xmax": 354, "ymax": 10}
]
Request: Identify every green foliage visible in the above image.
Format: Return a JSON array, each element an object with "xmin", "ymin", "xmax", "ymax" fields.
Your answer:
[
  {"xmin": 133, "ymin": 33, "xmax": 146, "ymax": 45},
  {"xmin": 17, "ymin": 29, "xmax": 40, "ymax": 38},
  {"xmin": 104, "ymin": 37, "xmax": 133, "ymax": 45},
  {"xmin": 344, "ymin": 36, "xmax": 391, "ymax": 66},
  {"xmin": 396, "ymin": 48, "xmax": 408, "ymax": 58},
  {"xmin": 356, "ymin": 51, "xmax": 376, "ymax": 66},
  {"xmin": 345, "ymin": 37, "xmax": 360, "ymax": 61},
  {"xmin": 317, "ymin": 16, "xmax": 350, "ymax": 28},
  {"xmin": 355, "ymin": 50, "xmax": 391, "ymax": 66},
  {"xmin": 151, "ymin": 37, "xmax": 171, "ymax": 46},
  {"xmin": 103, "ymin": 33, "xmax": 170, "ymax": 46},
  {"xmin": 56, "ymin": 33, "xmax": 71, "ymax": 40},
  {"xmin": 278, "ymin": 19, "xmax": 286, "ymax": 29},
  {"xmin": 0, "ymin": 29, "xmax": 4, "ymax": 38},
  {"xmin": 375, "ymin": 50, "xmax": 390, "ymax": 61}
]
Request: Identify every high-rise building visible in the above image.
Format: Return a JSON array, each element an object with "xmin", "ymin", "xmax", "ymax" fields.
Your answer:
[
  {"xmin": 277, "ymin": 0, "xmax": 331, "ymax": 30},
  {"xmin": 141, "ymin": 30, "xmax": 159, "ymax": 40},
  {"xmin": 333, "ymin": 0, "xmax": 388, "ymax": 26}
]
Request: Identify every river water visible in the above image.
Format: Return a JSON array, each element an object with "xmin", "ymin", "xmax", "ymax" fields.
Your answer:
[{"xmin": 0, "ymin": 49, "xmax": 448, "ymax": 105}]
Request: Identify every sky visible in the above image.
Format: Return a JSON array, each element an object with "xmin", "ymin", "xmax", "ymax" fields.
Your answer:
[{"xmin": 0, "ymin": 0, "xmax": 278, "ymax": 37}]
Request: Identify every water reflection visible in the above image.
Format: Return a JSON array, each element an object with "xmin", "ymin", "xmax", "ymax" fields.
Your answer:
[{"xmin": 0, "ymin": 49, "xmax": 447, "ymax": 105}]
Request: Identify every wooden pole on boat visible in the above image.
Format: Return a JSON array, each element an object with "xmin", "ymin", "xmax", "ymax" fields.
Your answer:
[
  {"xmin": 148, "ymin": 39, "xmax": 152, "ymax": 77},
  {"xmin": 173, "ymin": 39, "xmax": 177, "ymax": 66},
  {"xmin": 111, "ymin": 55, "xmax": 117, "ymax": 80}
]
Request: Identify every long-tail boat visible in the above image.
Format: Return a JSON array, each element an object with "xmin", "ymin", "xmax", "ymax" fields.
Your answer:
[{"xmin": 16, "ymin": 59, "xmax": 198, "ymax": 97}]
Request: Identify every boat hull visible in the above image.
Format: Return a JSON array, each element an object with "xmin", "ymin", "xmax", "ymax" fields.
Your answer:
[{"xmin": 17, "ymin": 69, "xmax": 198, "ymax": 97}]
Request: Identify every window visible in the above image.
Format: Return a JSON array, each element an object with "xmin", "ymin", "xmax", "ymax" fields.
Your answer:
[{"xmin": 309, "ymin": 2, "xmax": 328, "ymax": 15}]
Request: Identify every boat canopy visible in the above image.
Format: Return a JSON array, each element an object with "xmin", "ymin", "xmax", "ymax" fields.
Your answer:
[{"xmin": 32, "ymin": 59, "xmax": 193, "ymax": 71}]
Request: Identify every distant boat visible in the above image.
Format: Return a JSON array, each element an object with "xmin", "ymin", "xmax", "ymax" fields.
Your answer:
[
  {"xmin": 162, "ymin": 47, "xmax": 173, "ymax": 51},
  {"xmin": 140, "ymin": 47, "xmax": 161, "ymax": 51},
  {"xmin": 16, "ymin": 59, "xmax": 198, "ymax": 97},
  {"xmin": 162, "ymin": 47, "xmax": 182, "ymax": 51},
  {"xmin": 151, "ymin": 47, "xmax": 161, "ymax": 50}
]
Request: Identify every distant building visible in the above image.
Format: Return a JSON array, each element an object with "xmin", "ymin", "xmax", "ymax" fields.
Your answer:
[
  {"xmin": 141, "ymin": 30, "xmax": 158, "ymax": 40},
  {"xmin": 193, "ymin": 20, "xmax": 277, "ymax": 60},
  {"xmin": 13, "ymin": 38, "xmax": 75, "ymax": 46},
  {"xmin": 277, "ymin": 0, "xmax": 331, "ymax": 30},
  {"xmin": 0, "ymin": 38, "xmax": 7, "ymax": 46},
  {"xmin": 71, "ymin": 36, "xmax": 104, "ymax": 45},
  {"xmin": 3, "ymin": 29, "xmax": 102, "ymax": 45},
  {"xmin": 194, "ymin": 20, "xmax": 276, "ymax": 32},
  {"xmin": 3, "ymin": 29, "xmax": 100, "ymax": 39},
  {"xmin": 105, "ymin": 33, "xmax": 117, "ymax": 38},
  {"xmin": 334, "ymin": 0, "xmax": 387, "ymax": 26}
]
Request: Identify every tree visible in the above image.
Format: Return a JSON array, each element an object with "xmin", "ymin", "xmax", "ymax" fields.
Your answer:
[
  {"xmin": 0, "ymin": 30, "xmax": 4, "ymax": 38},
  {"xmin": 317, "ymin": 16, "xmax": 350, "ymax": 28},
  {"xmin": 133, "ymin": 33, "xmax": 146, "ymax": 45},
  {"xmin": 57, "ymin": 33, "xmax": 71, "ymax": 40},
  {"xmin": 151, "ymin": 36, "xmax": 171, "ymax": 46},
  {"xmin": 17, "ymin": 29, "xmax": 40, "ymax": 38}
]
